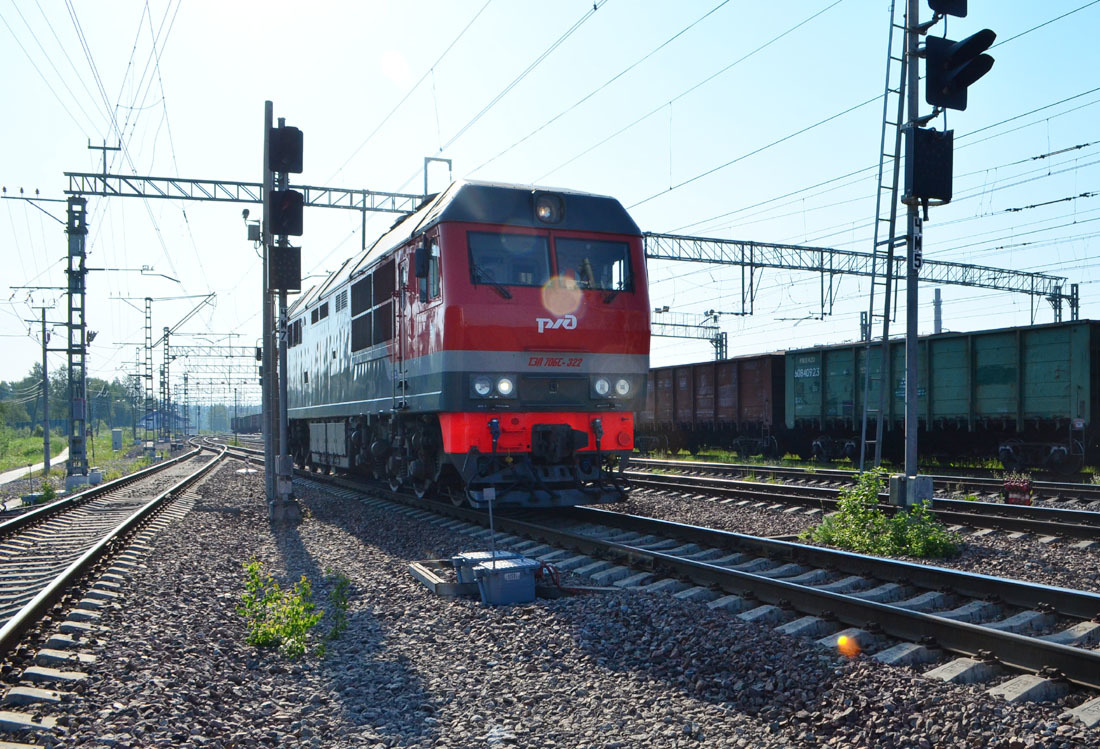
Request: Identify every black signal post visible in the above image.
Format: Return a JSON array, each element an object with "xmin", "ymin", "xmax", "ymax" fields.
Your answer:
[
  {"xmin": 897, "ymin": 0, "xmax": 994, "ymax": 498},
  {"xmin": 261, "ymin": 103, "xmax": 304, "ymax": 520}
]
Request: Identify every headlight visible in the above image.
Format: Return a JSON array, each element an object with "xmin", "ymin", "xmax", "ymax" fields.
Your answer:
[
  {"xmin": 474, "ymin": 376, "xmax": 492, "ymax": 397},
  {"xmin": 614, "ymin": 378, "xmax": 631, "ymax": 396},
  {"xmin": 594, "ymin": 377, "xmax": 610, "ymax": 396},
  {"xmin": 496, "ymin": 377, "xmax": 514, "ymax": 396}
]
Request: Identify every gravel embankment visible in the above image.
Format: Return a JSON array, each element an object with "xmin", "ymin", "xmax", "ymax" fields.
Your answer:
[
  {"xmin": 621, "ymin": 490, "xmax": 1100, "ymax": 594},
  {"xmin": 15, "ymin": 464, "xmax": 1095, "ymax": 747}
]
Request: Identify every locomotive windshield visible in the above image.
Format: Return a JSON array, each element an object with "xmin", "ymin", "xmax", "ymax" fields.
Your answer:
[
  {"xmin": 467, "ymin": 231, "xmax": 633, "ymax": 294},
  {"xmin": 554, "ymin": 238, "xmax": 632, "ymax": 292},
  {"xmin": 468, "ymin": 232, "xmax": 550, "ymax": 287}
]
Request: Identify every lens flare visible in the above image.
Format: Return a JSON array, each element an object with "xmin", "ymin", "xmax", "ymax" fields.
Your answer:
[
  {"xmin": 837, "ymin": 634, "xmax": 860, "ymax": 658},
  {"xmin": 541, "ymin": 275, "xmax": 582, "ymax": 317}
]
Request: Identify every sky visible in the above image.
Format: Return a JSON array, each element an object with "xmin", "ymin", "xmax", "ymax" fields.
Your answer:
[{"xmin": 2, "ymin": 0, "xmax": 1098, "ymax": 407}]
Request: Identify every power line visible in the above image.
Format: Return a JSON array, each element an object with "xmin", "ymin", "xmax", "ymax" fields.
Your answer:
[
  {"xmin": 326, "ymin": 0, "xmax": 495, "ymax": 184},
  {"xmin": 0, "ymin": 5, "xmax": 88, "ymax": 134},
  {"xmin": 440, "ymin": 0, "xmax": 611, "ymax": 153},
  {"xmin": 470, "ymin": 0, "xmax": 735, "ymax": 175},
  {"xmin": 535, "ymin": 0, "xmax": 846, "ymax": 184}
]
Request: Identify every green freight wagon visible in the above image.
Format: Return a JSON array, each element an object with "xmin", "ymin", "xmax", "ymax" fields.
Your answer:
[{"xmin": 784, "ymin": 320, "xmax": 1098, "ymax": 470}]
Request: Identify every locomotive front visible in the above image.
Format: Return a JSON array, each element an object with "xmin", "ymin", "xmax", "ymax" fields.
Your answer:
[
  {"xmin": 288, "ymin": 182, "xmax": 649, "ymax": 508},
  {"xmin": 435, "ymin": 185, "xmax": 650, "ymax": 507}
]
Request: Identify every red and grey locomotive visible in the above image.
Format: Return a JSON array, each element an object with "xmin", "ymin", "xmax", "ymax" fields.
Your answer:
[{"xmin": 287, "ymin": 180, "xmax": 650, "ymax": 507}]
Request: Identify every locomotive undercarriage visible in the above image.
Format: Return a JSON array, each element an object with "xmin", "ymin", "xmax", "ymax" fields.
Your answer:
[{"xmin": 291, "ymin": 413, "xmax": 629, "ymax": 507}]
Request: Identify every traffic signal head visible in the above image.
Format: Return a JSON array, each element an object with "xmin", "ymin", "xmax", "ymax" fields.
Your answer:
[
  {"xmin": 270, "ymin": 189, "xmax": 304, "ymax": 236},
  {"xmin": 928, "ymin": 0, "xmax": 966, "ymax": 17},
  {"xmin": 269, "ymin": 125, "xmax": 303, "ymax": 174},
  {"xmin": 925, "ymin": 31, "xmax": 996, "ymax": 111}
]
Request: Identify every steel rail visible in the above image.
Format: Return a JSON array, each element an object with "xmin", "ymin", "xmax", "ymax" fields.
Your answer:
[
  {"xmin": 633, "ymin": 457, "xmax": 1100, "ymax": 502},
  {"xmin": 627, "ymin": 471, "xmax": 1100, "ymax": 539},
  {"xmin": 0, "ymin": 447, "xmax": 200, "ymax": 536},
  {"xmin": 310, "ymin": 477, "xmax": 1100, "ymax": 688},
  {"xmin": 0, "ymin": 446, "xmax": 227, "ymax": 655}
]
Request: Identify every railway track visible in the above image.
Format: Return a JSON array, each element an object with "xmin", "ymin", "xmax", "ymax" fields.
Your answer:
[
  {"xmin": 293, "ymin": 472, "xmax": 1100, "ymax": 720},
  {"xmin": 0, "ymin": 443, "xmax": 227, "ymax": 654},
  {"xmin": 634, "ymin": 457, "xmax": 1100, "ymax": 509},
  {"xmin": 625, "ymin": 469, "xmax": 1100, "ymax": 541},
  {"xmin": 199, "ymin": 440, "xmax": 1100, "ymax": 722}
]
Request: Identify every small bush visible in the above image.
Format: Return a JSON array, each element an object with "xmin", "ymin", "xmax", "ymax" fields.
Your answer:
[
  {"xmin": 801, "ymin": 468, "xmax": 959, "ymax": 558},
  {"xmin": 40, "ymin": 481, "xmax": 57, "ymax": 503},
  {"xmin": 325, "ymin": 569, "xmax": 351, "ymax": 641},
  {"xmin": 237, "ymin": 559, "xmax": 323, "ymax": 658}
]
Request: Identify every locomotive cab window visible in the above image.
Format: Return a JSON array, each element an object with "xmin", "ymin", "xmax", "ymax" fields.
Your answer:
[
  {"xmin": 417, "ymin": 239, "xmax": 442, "ymax": 303},
  {"xmin": 468, "ymin": 231, "xmax": 550, "ymax": 288},
  {"xmin": 428, "ymin": 239, "xmax": 441, "ymax": 300},
  {"xmin": 554, "ymin": 238, "xmax": 632, "ymax": 292}
]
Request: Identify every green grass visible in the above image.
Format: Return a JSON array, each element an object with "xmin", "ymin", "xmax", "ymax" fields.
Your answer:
[
  {"xmin": 800, "ymin": 468, "xmax": 960, "ymax": 559},
  {"xmin": 0, "ymin": 430, "xmax": 67, "ymax": 473}
]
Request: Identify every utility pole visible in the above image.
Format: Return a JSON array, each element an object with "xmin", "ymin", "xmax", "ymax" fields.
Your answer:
[
  {"xmin": 262, "ymin": 102, "xmax": 303, "ymax": 521},
  {"xmin": 904, "ymin": 0, "xmax": 921, "ymax": 482},
  {"xmin": 261, "ymin": 102, "xmax": 275, "ymax": 502},
  {"xmin": 30, "ymin": 306, "xmax": 52, "ymax": 476},
  {"xmin": 897, "ymin": 0, "xmax": 995, "ymax": 503},
  {"xmin": 65, "ymin": 196, "xmax": 90, "ymax": 488}
]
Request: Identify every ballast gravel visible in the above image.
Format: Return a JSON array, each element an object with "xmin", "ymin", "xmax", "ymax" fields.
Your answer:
[
  {"xmin": 14, "ymin": 464, "xmax": 1096, "ymax": 747},
  {"xmin": 623, "ymin": 489, "xmax": 1100, "ymax": 594}
]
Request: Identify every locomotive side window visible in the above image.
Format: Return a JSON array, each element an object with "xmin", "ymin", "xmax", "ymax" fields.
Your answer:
[
  {"xmin": 468, "ymin": 231, "xmax": 549, "ymax": 288},
  {"xmin": 351, "ymin": 277, "xmax": 371, "ymax": 316},
  {"xmin": 351, "ymin": 313, "xmax": 371, "ymax": 351},
  {"xmin": 428, "ymin": 239, "xmax": 441, "ymax": 299},
  {"xmin": 554, "ymin": 238, "xmax": 632, "ymax": 292},
  {"xmin": 373, "ymin": 259, "xmax": 395, "ymax": 301}
]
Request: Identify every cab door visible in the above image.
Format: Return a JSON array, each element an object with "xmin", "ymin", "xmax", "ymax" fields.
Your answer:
[{"xmin": 406, "ymin": 232, "xmax": 443, "ymax": 409}]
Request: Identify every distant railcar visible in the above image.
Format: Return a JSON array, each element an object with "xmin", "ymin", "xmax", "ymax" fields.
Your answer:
[
  {"xmin": 231, "ymin": 412, "xmax": 263, "ymax": 435},
  {"xmin": 287, "ymin": 181, "xmax": 650, "ymax": 507},
  {"xmin": 637, "ymin": 319, "xmax": 1097, "ymax": 472},
  {"xmin": 786, "ymin": 320, "xmax": 1097, "ymax": 471},
  {"xmin": 636, "ymin": 354, "xmax": 785, "ymax": 456}
]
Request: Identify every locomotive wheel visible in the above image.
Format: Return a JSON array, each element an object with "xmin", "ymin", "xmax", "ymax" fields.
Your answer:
[
  {"xmin": 444, "ymin": 486, "xmax": 466, "ymax": 507},
  {"xmin": 388, "ymin": 476, "xmax": 402, "ymax": 492},
  {"xmin": 412, "ymin": 478, "xmax": 433, "ymax": 499}
]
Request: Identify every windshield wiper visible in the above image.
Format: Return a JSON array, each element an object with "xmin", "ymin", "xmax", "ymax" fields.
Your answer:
[{"xmin": 470, "ymin": 263, "xmax": 512, "ymax": 299}]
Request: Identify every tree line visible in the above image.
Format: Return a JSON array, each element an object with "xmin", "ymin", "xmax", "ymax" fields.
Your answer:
[{"xmin": 0, "ymin": 363, "xmax": 239, "ymax": 435}]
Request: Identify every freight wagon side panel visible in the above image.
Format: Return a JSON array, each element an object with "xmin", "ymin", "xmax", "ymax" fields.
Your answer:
[
  {"xmin": 823, "ymin": 348, "xmax": 856, "ymax": 426},
  {"xmin": 715, "ymin": 360, "xmax": 739, "ymax": 423},
  {"xmin": 655, "ymin": 368, "xmax": 675, "ymax": 424},
  {"xmin": 674, "ymin": 366, "xmax": 694, "ymax": 426},
  {"xmin": 640, "ymin": 371, "xmax": 655, "ymax": 425},
  {"xmin": 889, "ymin": 341, "xmax": 923, "ymax": 426},
  {"xmin": 740, "ymin": 357, "xmax": 772, "ymax": 425},
  {"xmin": 928, "ymin": 337, "xmax": 968, "ymax": 421},
  {"xmin": 1021, "ymin": 324, "xmax": 1075, "ymax": 420},
  {"xmin": 770, "ymin": 355, "xmax": 786, "ymax": 431},
  {"xmin": 787, "ymin": 351, "xmax": 823, "ymax": 429},
  {"xmin": 974, "ymin": 332, "xmax": 1018, "ymax": 420},
  {"xmin": 693, "ymin": 363, "xmax": 715, "ymax": 426}
]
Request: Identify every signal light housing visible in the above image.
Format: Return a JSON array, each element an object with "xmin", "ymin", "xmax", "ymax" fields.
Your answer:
[
  {"xmin": 924, "ymin": 31, "xmax": 996, "ymax": 111},
  {"xmin": 904, "ymin": 128, "xmax": 953, "ymax": 205},
  {"xmin": 269, "ymin": 125, "xmax": 303, "ymax": 174},
  {"xmin": 270, "ymin": 189, "xmax": 304, "ymax": 236}
]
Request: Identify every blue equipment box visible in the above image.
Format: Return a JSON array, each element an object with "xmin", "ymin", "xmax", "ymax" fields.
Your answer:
[
  {"xmin": 473, "ymin": 557, "xmax": 542, "ymax": 605},
  {"xmin": 451, "ymin": 550, "xmax": 522, "ymax": 584}
]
